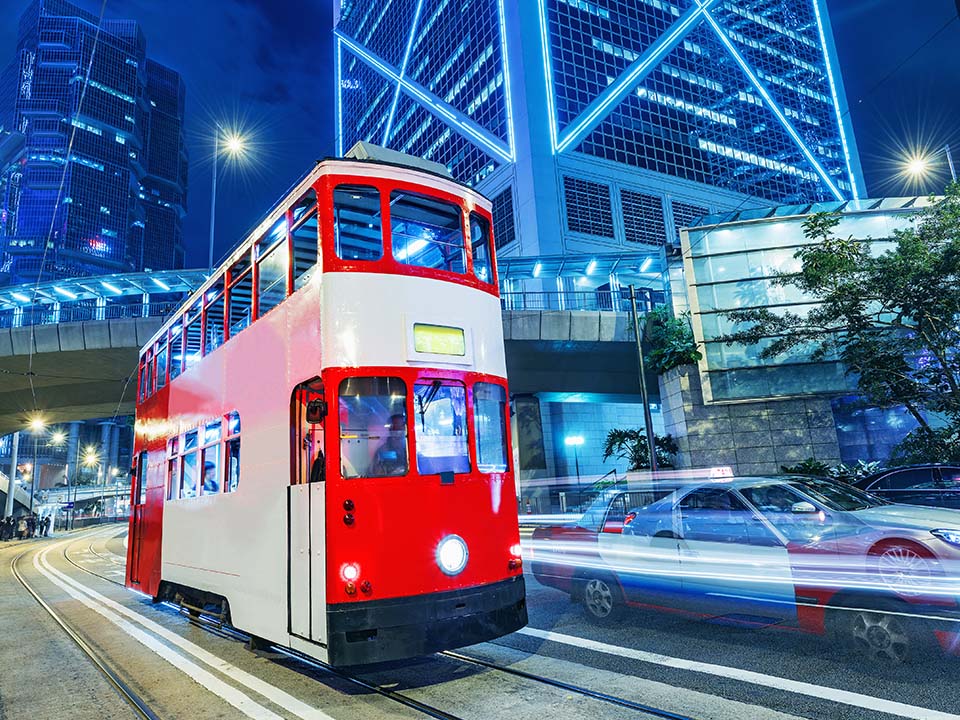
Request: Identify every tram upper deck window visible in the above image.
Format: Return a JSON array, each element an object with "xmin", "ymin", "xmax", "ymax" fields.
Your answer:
[
  {"xmin": 257, "ymin": 220, "xmax": 289, "ymax": 318},
  {"xmin": 339, "ymin": 377, "xmax": 407, "ymax": 478},
  {"xmin": 292, "ymin": 188, "xmax": 318, "ymax": 290},
  {"xmin": 414, "ymin": 381, "xmax": 470, "ymax": 475},
  {"xmin": 473, "ymin": 382, "xmax": 508, "ymax": 473},
  {"xmin": 469, "ymin": 213, "xmax": 493, "ymax": 284},
  {"xmin": 334, "ymin": 186, "xmax": 382, "ymax": 261},
  {"xmin": 390, "ymin": 191, "xmax": 465, "ymax": 274}
]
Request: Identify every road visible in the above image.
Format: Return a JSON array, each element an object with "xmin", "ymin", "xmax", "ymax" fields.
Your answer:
[{"xmin": 0, "ymin": 526, "xmax": 956, "ymax": 720}]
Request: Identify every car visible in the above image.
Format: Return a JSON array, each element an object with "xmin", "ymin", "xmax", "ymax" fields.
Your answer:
[
  {"xmin": 530, "ymin": 475, "xmax": 960, "ymax": 663},
  {"xmin": 853, "ymin": 464, "xmax": 960, "ymax": 509}
]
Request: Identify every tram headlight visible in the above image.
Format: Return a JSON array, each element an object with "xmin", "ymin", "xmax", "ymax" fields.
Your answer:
[{"xmin": 436, "ymin": 535, "xmax": 468, "ymax": 576}]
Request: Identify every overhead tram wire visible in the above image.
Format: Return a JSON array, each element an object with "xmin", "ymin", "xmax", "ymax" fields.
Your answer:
[{"xmin": 26, "ymin": 0, "xmax": 110, "ymax": 412}]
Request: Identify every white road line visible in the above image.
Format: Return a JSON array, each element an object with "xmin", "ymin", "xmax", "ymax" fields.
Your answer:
[
  {"xmin": 41, "ymin": 542, "xmax": 335, "ymax": 720},
  {"xmin": 34, "ymin": 549, "xmax": 283, "ymax": 720},
  {"xmin": 518, "ymin": 627, "xmax": 960, "ymax": 720}
]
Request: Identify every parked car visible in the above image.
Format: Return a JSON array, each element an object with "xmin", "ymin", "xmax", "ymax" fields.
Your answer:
[
  {"xmin": 853, "ymin": 465, "xmax": 960, "ymax": 509},
  {"xmin": 530, "ymin": 476, "xmax": 960, "ymax": 663}
]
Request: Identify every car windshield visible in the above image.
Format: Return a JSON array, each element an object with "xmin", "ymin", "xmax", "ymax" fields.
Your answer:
[{"xmin": 786, "ymin": 477, "xmax": 888, "ymax": 511}]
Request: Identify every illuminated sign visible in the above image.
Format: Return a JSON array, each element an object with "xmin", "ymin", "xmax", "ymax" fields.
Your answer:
[{"xmin": 413, "ymin": 324, "xmax": 465, "ymax": 356}]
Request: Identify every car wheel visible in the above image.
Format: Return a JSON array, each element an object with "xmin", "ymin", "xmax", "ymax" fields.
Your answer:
[
  {"xmin": 581, "ymin": 576, "xmax": 622, "ymax": 621},
  {"xmin": 873, "ymin": 544, "xmax": 937, "ymax": 596},
  {"xmin": 831, "ymin": 604, "xmax": 936, "ymax": 665}
]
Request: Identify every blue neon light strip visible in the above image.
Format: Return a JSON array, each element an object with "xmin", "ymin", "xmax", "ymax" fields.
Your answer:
[
  {"xmin": 336, "ymin": 32, "xmax": 513, "ymax": 163},
  {"xmin": 536, "ymin": 0, "xmax": 559, "ymax": 153},
  {"xmin": 497, "ymin": 0, "xmax": 516, "ymax": 159},
  {"xmin": 811, "ymin": 0, "xmax": 860, "ymax": 200},
  {"xmin": 556, "ymin": 0, "xmax": 719, "ymax": 154},
  {"xmin": 335, "ymin": 37, "xmax": 344, "ymax": 157},
  {"xmin": 383, "ymin": 0, "xmax": 426, "ymax": 145},
  {"xmin": 697, "ymin": 3, "xmax": 845, "ymax": 201}
]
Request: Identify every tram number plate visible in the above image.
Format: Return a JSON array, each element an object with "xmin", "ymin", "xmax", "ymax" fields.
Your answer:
[{"xmin": 413, "ymin": 323, "xmax": 465, "ymax": 356}]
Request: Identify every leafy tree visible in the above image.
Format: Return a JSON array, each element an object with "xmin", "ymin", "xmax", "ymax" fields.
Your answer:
[
  {"xmin": 719, "ymin": 184, "xmax": 960, "ymax": 461},
  {"xmin": 602, "ymin": 428, "xmax": 678, "ymax": 470},
  {"xmin": 644, "ymin": 306, "xmax": 703, "ymax": 375},
  {"xmin": 780, "ymin": 458, "xmax": 830, "ymax": 476}
]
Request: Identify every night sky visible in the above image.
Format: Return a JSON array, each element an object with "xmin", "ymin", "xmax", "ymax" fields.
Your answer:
[{"xmin": 0, "ymin": 1, "xmax": 956, "ymax": 269}]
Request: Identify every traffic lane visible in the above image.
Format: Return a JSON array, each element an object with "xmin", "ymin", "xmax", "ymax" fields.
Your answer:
[
  {"xmin": 512, "ymin": 573, "xmax": 960, "ymax": 720},
  {"xmin": 55, "ymin": 528, "xmax": 424, "ymax": 720}
]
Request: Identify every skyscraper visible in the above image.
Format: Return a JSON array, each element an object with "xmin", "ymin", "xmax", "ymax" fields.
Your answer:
[
  {"xmin": 334, "ymin": 0, "xmax": 863, "ymax": 259},
  {"xmin": 0, "ymin": 0, "xmax": 187, "ymax": 286}
]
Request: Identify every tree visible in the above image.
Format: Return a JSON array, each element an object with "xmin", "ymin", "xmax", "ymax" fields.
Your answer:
[
  {"xmin": 718, "ymin": 183, "xmax": 960, "ymax": 460},
  {"xmin": 644, "ymin": 306, "xmax": 703, "ymax": 375},
  {"xmin": 602, "ymin": 428, "xmax": 678, "ymax": 470}
]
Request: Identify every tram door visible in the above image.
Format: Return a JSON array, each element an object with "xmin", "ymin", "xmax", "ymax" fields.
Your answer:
[
  {"xmin": 288, "ymin": 380, "xmax": 327, "ymax": 645},
  {"xmin": 129, "ymin": 452, "xmax": 147, "ymax": 585}
]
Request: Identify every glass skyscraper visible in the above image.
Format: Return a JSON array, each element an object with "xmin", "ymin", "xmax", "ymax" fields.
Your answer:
[
  {"xmin": 334, "ymin": 0, "xmax": 863, "ymax": 260},
  {"xmin": 0, "ymin": 0, "xmax": 187, "ymax": 286}
]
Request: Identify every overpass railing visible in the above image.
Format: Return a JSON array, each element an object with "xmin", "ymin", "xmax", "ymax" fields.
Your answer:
[
  {"xmin": 0, "ymin": 301, "xmax": 181, "ymax": 329},
  {"xmin": 500, "ymin": 289, "xmax": 665, "ymax": 313}
]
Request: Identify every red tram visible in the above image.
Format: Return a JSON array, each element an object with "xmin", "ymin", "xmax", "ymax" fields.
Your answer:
[{"xmin": 126, "ymin": 150, "xmax": 527, "ymax": 665}]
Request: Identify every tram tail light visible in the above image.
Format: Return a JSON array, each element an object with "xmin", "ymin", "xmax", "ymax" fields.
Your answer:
[{"xmin": 345, "ymin": 582, "xmax": 357, "ymax": 596}]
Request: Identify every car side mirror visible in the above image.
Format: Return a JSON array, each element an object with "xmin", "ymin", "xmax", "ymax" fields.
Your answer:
[
  {"xmin": 791, "ymin": 501, "xmax": 818, "ymax": 514},
  {"xmin": 306, "ymin": 400, "xmax": 327, "ymax": 423}
]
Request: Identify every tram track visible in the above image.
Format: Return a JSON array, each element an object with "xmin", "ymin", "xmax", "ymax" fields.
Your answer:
[
  {"xmin": 62, "ymin": 530, "xmax": 698, "ymax": 720},
  {"xmin": 9, "ymin": 546, "xmax": 160, "ymax": 720}
]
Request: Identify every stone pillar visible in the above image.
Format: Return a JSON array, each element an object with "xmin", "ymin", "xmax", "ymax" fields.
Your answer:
[
  {"xmin": 65, "ymin": 422, "xmax": 81, "ymax": 486},
  {"xmin": 110, "ymin": 425, "xmax": 120, "ymax": 474},
  {"xmin": 100, "ymin": 422, "xmax": 113, "ymax": 477},
  {"xmin": 3, "ymin": 432, "xmax": 19, "ymax": 518}
]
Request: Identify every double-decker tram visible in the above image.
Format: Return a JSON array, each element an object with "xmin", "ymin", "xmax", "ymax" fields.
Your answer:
[{"xmin": 126, "ymin": 148, "xmax": 527, "ymax": 665}]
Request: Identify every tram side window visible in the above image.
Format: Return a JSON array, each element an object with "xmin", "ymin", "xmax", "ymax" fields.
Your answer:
[
  {"xmin": 339, "ymin": 377, "xmax": 407, "ymax": 478},
  {"xmin": 469, "ymin": 213, "xmax": 493, "ymax": 284},
  {"xmin": 228, "ymin": 268, "xmax": 253, "ymax": 336},
  {"xmin": 181, "ymin": 430, "xmax": 199, "ymax": 499},
  {"xmin": 257, "ymin": 230, "xmax": 288, "ymax": 318},
  {"xmin": 292, "ymin": 188, "xmax": 318, "ymax": 290},
  {"xmin": 391, "ymin": 191, "xmax": 465, "ymax": 274},
  {"xmin": 225, "ymin": 410, "xmax": 241, "ymax": 492},
  {"xmin": 204, "ymin": 278, "xmax": 225, "ymax": 355},
  {"xmin": 169, "ymin": 325, "xmax": 184, "ymax": 381},
  {"xmin": 156, "ymin": 340, "xmax": 168, "ymax": 391},
  {"xmin": 184, "ymin": 315, "xmax": 202, "ymax": 371},
  {"xmin": 473, "ymin": 383, "xmax": 508, "ymax": 473},
  {"xmin": 334, "ymin": 185, "xmax": 382, "ymax": 261},
  {"xmin": 166, "ymin": 437, "xmax": 179, "ymax": 501},
  {"xmin": 414, "ymin": 381, "xmax": 470, "ymax": 475},
  {"xmin": 200, "ymin": 419, "xmax": 222, "ymax": 495}
]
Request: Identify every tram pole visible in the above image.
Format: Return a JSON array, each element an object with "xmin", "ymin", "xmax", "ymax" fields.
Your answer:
[{"xmin": 629, "ymin": 286, "xmax": 658, "ymax": 473}]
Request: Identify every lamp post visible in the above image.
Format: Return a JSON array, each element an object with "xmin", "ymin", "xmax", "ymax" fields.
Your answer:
[
  {"xmin": 629, "ymin": 286, "xmax": 659, "ymax": 472},
  {"xmin": 82, "ymin": 445, "xmax": 102, "ymax": 524},
  {"xmin": 564, "ymin": 435, "xmax": 584, "ymax": 511},
  {"xmin": 47, "ymin": 429, "xmax": 67, "ymax": 531},
  {"xmin": 208, "ymin": 126, "xmax": 248, "ymax": 268},
  {"xmin": 27, "ymin": 416, "xmax": 46, "ymax": 514}
]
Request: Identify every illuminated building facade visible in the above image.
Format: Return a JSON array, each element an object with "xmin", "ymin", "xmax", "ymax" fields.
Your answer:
[
  {"xmin": 0, "ymin": 0, "xmax": 187, "ymax": 286},
  {"xmin": 335, "ymin": 0, "xmax": 863, "ymax": 270}
]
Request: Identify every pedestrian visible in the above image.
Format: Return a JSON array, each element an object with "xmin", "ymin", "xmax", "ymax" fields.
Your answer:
[
  {"xmin": 0, "ymin": 517, "xmax": 10, "ymax": 540},
  {"xmin": 43, "ymin": 515, "xmax": 50, "ymax": 537},
  {"xmin": 26, "ymin": 514, "xmax": 36, "ymax": 538},
  {"xmin": 17, "ymin": 515, "xmax": 26, "ymax": 540}
]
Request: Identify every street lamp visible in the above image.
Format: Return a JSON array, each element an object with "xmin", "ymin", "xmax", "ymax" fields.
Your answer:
[
  {"xmin": 209, "ymin": 125, "xmax": 249, "ymax": 268},
  {"xmin": 904, "ymin": 145, "xmax": 957, "ymax": 184},
  {"xmin": 27, "ymin": 416, "xmax": 46, "ymax": 513},
  {"xmin": 564, "ymin": 435, "xmax": 584, "ymax": 511},
  {"xmin": 83, "ymin": 445, "xmax": 104, "ymax": 523}
]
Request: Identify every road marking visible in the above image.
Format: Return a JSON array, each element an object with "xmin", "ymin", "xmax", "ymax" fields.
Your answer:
[
  {"xmin": 40, "ymin": 542, "xmax": 335, "ymax": 720},
  {"xmin": 34, "ymin": 549, "xmax": 283, "ymax": 720},
  {"xmin": 518, "ymin": 627, "xmax": 960, "ymax": 720}
]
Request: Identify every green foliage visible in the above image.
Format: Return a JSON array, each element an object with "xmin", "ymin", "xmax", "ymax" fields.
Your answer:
[
  {"xmin": 780, "ymin": 458, "xmax": 830, "ymax": 476},
  {"xmin": 888, "ymin": 425, "xmax": 960, "ymax": 466},
  {"xmin": 602, "ymin": 427, "xmax": 678, "ymax": 470},
  {"xmin": 718, "ymin": 183, "xmax": 960, "ymax": 451},
  {"xmin": 644, "ymin": 306, "xmax": 703, "ymax": 374}
]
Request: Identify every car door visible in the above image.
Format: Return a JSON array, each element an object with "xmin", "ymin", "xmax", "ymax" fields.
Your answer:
[
  {"xmin": 598, "ymin": 492, "xmax": 682, "ymax": 604},
  {"xmin": 935, "ymin": 467, "xmax": 960, "ymax": 509},
  {"xmin": 675, "ymin": 487, "xmax": 797, "ymax": 622},
  {"xmin": 868, "ymin": 468, "xmax": 944, "ymax": 507}
]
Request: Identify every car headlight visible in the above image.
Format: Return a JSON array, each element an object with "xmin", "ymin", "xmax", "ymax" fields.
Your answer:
[
  {"xmin": 437, "ymin": 534, "xmax": 468, "ymax": 575},
  {"xmin": 931, "ymin": 529, "xmax": 960, "ymax": 546}
]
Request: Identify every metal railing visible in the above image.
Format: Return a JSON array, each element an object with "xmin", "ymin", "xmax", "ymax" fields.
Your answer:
[
  {"xmin": 0, "ymin": 301, "xmax": 181, "ymax": 329},
  {"xmin": 501, "ymin": 289, "xmax": 665, "ymax": 313}
]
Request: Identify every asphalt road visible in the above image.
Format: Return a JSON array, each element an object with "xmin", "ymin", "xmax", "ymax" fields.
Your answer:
[{"xmin": 0, "ymin": 526, "xmax": 956, "ymax": 720}]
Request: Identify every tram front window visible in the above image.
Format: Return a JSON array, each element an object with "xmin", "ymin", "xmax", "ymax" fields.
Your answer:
[
  {"xmin": 339, "ymin": 377, "xmax": 408, "ymax": 478},
  {"xmin": 390, "ymin": 191, "xmax": 466, "ymax": 274},
  {"xmin": 414, "ymin": 381, "xmax": 470, "ymax": 475},
  {"xmin": 473, "ymin": 382, "xmax": 508, "ymax": 473}
]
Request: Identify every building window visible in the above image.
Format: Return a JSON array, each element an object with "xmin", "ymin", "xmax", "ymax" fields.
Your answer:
[
  {"xmin": 491, "ymin": 187, "xmax": 516, "ymax": 250},
  {"xmin": 672, "ymin": 200, "xmax": 710, "ymax": 242},
  {"xmin": 621, "ymin": 190, "xmax": 666, "ymax": 246},
  {"xmin": 563, "ymin": 176, "xmax": 614, "ymax": 238}
]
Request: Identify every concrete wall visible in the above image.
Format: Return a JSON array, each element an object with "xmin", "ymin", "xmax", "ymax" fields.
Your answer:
[{"xmin": 661, "ymin": 365, "xmax": 842, "ymax": 475}]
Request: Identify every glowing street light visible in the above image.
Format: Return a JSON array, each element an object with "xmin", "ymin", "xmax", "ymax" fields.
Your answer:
[
  {"xmin": 28, "ymin": 416, "xmax": 46, "ymax": 433},
  {"xmin": 903, "ymin": 145, "xmax": 956, "ymax": 184},
  {"xmin": 209, "ymin": 125, "xmax": 250, "ymax": 268},
  {"xmin": 48, "ymin": 430, "xmax": 67, "ymax": 448}
]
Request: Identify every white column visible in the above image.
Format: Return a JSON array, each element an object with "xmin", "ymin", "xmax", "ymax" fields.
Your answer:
[{"xmin": 3, "ymin": 432, "xmax": 19, "ymax": 518}]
